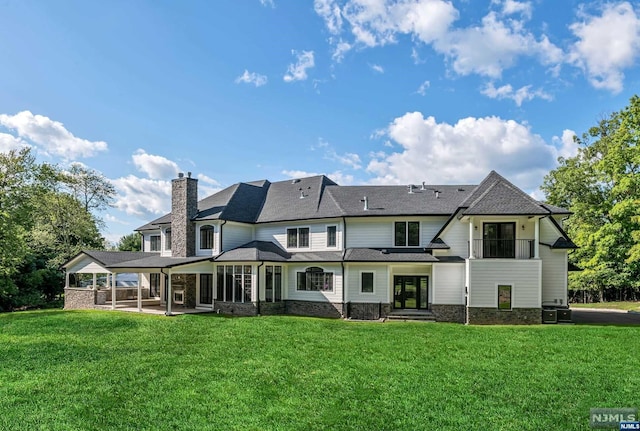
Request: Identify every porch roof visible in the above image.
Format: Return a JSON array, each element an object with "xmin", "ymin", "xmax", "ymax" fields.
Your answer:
[
  {"xmin": 106, "ymin": 255, "xmax": 213, "ymax": 270},
  {"xmin": 344, "ymin": 248, "xmax": 439, "ymax": 262}
]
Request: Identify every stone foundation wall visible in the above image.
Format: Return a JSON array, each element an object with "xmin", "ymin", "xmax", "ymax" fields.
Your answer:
[
  {"xmin": 64, "ymin": 288, "xmax": 96, "ymax": 310},
  {"xmin": 259, "ymin": 301, "xmax": 286, "ymax": 315},
  {"xmin": 285, "ymin": 300, "xmax": 343, "ymax": 318},
  {"xmin": 468, "ymin": 307, "xmax": 541, "ymax": 325},
  {"xmin": 347, "ymin": 302, "xmax": 391, "ymax": 320},
  {"xmin": 431, "ymin": 305, "xmax": 465, "ymax": 323},
  {"xmin": 214, "ymin": 301, "xmax": 258, "ymax": 316}
]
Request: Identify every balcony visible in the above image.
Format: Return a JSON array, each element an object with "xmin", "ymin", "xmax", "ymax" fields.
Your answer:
[{"xmin": 470, "ymin": 239, "xmax": 535, "ymax": 259}]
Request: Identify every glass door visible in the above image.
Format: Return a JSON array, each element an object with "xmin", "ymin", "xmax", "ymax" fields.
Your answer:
[{"xmin": 394, "ymin": 276, "xmax": 429, "ymax": 309}]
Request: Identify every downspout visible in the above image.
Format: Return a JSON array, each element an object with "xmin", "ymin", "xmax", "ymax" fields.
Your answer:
[
  {"xmin": 219, "ymin": 220, "xmax": 227, "ymax": 254},
  {"xmin": 341, "ymin": 216, "xmax": 347, "ymax": 318},
  {"xmin": 256, "ymin": 261, "xmax": 264, "ymax": 316}
]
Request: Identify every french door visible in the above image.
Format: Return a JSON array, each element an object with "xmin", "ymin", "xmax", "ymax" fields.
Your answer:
[{"xmin": 394, "ymin": 276, "xmax": 428, "ymax": 309}]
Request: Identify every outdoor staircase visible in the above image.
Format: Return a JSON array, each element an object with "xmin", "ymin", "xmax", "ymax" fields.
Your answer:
[{"xmin": 385, "ymin": 310, "xmax": 436, "ymax": 322}]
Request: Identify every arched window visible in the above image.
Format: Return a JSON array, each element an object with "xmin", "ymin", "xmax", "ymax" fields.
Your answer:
[
  {"xmin": 200, "ymin": 225, "xmax": 215, "ymax": 250},
  {"xmin": 164, "ymin": 228, "xmax": 171, "ymax": 251},
  {"xmin": 296, "ymin": 266, "xmax": 333, "ymax": 292}
]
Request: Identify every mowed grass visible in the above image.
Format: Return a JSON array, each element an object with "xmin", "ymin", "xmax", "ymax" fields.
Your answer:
[
  {"xmin": 1, "ymin": 311, "xmax": 639, "ymax": 431},
  {"xmin": 571, "ymin": 301, "xmax": 640, "ymax": 312}
]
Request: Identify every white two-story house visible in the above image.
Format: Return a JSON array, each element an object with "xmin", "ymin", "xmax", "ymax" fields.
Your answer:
[{"xmin": 63, "ymin": 171, "xmax": 575, "ymax": 324}]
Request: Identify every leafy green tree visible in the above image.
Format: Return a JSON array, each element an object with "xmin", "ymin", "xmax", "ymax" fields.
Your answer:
[
  {"xmin": 118, "ymin": 233, "xmax": 142, "ymax": 251},
  {"xmin": 542, "ymin": 95, "xmax": 640, "ymax": 301}
]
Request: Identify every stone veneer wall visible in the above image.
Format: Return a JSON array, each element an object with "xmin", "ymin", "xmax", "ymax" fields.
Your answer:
[
  {"xmin": 64, "ymin": 288, "xmax": 96, "ymax": 309},
  {"xmin": 259, "ymin": 301, "xmax": 286, "ymax": 315},
  {"xmin": 348, "ymin": 302, "xmax": 391, "ymax": 320},
  {"xmin": 171, "ymin": 274, "xmax": 196, "ymax": 309},
  {"xmin": 286, "ymin": 300, "xmax": 343, "ymax": 318},
  {"xmin": 431, "ymin": 305, "xmax": 465, "ymax": 323},
  {"xmin": 468, "ymin": 307, "xmax": 541, "ymax": 325},
  {"xmin": 171, "ymin": 175, "xmax": 198, "ymax": 257},
  {"xmin": 214, "ymin": 301, "xmax": 258, "ymax": 316}
]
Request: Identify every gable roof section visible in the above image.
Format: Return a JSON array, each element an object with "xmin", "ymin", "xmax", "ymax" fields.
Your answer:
[
  {"xmin": 461, "ymin": 171, "xmax": 549, "ymax": 215},
  {"xmin": 215, "ymin": 240, "xmax": 290, "ymax": 262},
  {"xmin": 62, "ymin": 250, "xmax": 159, "ymax": 269}
]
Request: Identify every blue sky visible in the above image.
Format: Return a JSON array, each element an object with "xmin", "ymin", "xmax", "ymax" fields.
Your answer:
[{"xmin": 1, "ymin": 0, "xmax": 639, "ymax": 243}]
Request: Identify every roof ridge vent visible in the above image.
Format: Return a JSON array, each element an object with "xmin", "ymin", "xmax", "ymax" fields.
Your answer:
[
  {"xmin": 434, "ymin": 190, "xmax": 440, "ymax": 199},
  {"xmin": 421, "ymin": 181, "xmax": 426, "ymax": 191},
  {"xmin": 408, "ymin": 185, "xmax": 414, "ymax": 194},
  {"xmin": 292, "ymin": 178, "xmax": 300, "ymax": 184},
  {"xmin": 299, "ymin": 188, "xmax": 305, "ymax": 199},
  {"xmin": 360, "ymin": 196, "xmax": 369, "ymax": 210}
]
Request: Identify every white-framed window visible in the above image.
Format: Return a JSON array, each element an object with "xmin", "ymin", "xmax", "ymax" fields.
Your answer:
[
  {"xmin": 265, "ymin": 265, "xmax": 283, "ymax": 302},
  {"xmin": 200, "ymin": 225, "xmax": 215, "ymax": 250},
  {"xmin": 150, "ymin": 235, "xmax": 161, "ymax": 252},
  {"xmin": 164, "ymin": 228, "xmax": 172, "ymax": 251},
  {"xmin": 394, "ymin": 221, "xmax": 420, "ymax": 247},
  {"xmin": 287, "ymin": 227, "xmax": 310, "ymax": 248},
  {"xmin": 296, "ymin": 267, "xmax": 333, "ymax": 292},
  {"xmin": 497, "ymin": 284, "xmax": 513, "ymax": 310},
  {"xmin": 326, "ymin": 225, "xmax": 337, "ymax": 248},
  {"xmin": 360, "ymin": 271, "xmax": 375, "ymax": 294}
]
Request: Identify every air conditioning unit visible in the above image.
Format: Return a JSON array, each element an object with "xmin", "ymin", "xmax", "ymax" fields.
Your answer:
[
  {"xmin": 542, "ymin": 309, "xmax": 557, "ymax": 324},
  {"xmin": 557, "ymin": 309, "xmax": 572, "ymax": 323}
]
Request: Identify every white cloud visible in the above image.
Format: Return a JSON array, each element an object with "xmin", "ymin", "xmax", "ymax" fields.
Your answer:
[
  {"xmin": 568, "ymin": 2, "xmax": 640, "ymax": 93},
  {"xmin": 197, "ymin": 173, "xmax": 223, "ymax": 198},
  {"xmin": 132, "ymin": 149, "xmax": 180, "ymax": 180},
  {"xmin": 416, "ymin": 80, "xmax": 430, "ymax": 95},
  {"xmin": 313, "ymin": 138, "xmax": 363, "ymax": 169},
  {"xmin": 370, "ymin": 63, "xmax": 384, "ymax": 73},
  {"xmin": 433, "ymin": 11, "xmax": 563, "ymax": 78},
  {"xmin": 497, "ymin": 0, "xmax": 532, "ymax": 20},
  {"xmin": 282, "ymin": 169, "xmax": 355, "ymax": 185},
  {"xmin": 411, "ymin": 47, "xmax": 426, "ymax": 64},
  {"xmin": 0, "ymin": 111, "xmax": 107, "ymax": 159},
  {"xmin": 260, "ymin": 0, "xmax": 275, "ymax": 7},
  {"xmin": 314, "ymin": 0, "xmax": 343, "ymax": 34},
  {"xmin": 331, "ymin": 39, "xmax": 352, "ymax": 62},
  {"xmin": 552, "ymin": 129, "xmax": 579, "ymax": 160},
  {"xmin": 481, "ymin": 82, "xmax": 552, "ymax": 106},
  {"xmin": 0, "ymin": 132, "xmax": 28, "ymax": 152},
  {"xmin": 283, "ymin": 50, "xmax": 315, "ymax": 82},
  {"xmin": 112, "ymin": 176, "xmax": 172, "ymax": 217},
  {"xmin": 367, "ymin": 112, "xmax": 560, "ymax": 191},
  {"xmin": 235, "ymin": 70, "xmax": 268, "ymax": 87}
]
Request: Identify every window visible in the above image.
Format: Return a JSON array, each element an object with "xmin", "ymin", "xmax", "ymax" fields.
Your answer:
[
  {"xmin": 296, "ymin": 267, "xmax": 333, "ymax": 292},
  {"xmin": 199, "ymin": 274, "xmax": 213, "ymax": 305},
  {"xmin": 498, "ymin": 284, "xmax": 512, "ymax": 310},
  {"xmin": 394, "ymin": 221, "xmax": 420, "ymax": 247},
  {"xmin": 164, "ymin": 229, "xmax": 171, "ymax": 251},
  {"xmin": 286, "ymin": 227, "xmax": 310, "ymax": 248},
  {"xmin": 200, "ymin": 225, "xmax": 215, "ymax": 250},
  {"xmin": 483, "ymin": 223, "xmax": 515, "ymax": 258},
  {"xmin": 150, "ymin": 235, "xmax": 161, "ymax": 251},
  {"xmin": 215, "ymin": 265, "xmax": 252, "ymax": 302},
  {"xmin": 149, "ymin": 273, "xmax": 161, "ymax": 297},
  {"xmin": 361, "ymin": 272, "xmax": 374, "ymax": 293},
  {"xmin": 265, "ymin": 265, "xmax": 283, "ymax": 302},
  {"xmin": 327, "ymin": 226, "xmax": 337, "ymax": 247}
]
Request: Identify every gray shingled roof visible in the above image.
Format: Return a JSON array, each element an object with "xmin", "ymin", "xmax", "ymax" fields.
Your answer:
[
  {"xmin": 137, "ymin": 171, "xmax": 572, "ymax": 231},
  {"xmin": 62, "ymin": 250, "xmax": 159, "ymax": 268},
  {"xmin": 344, "ymin": 248, "xmax": 439, "ymax": 262},
  {"xmin": 107, "ymin": 255, "xmax": 212, "ymax": 269},
  {"xmin": 215, "ymin": 241, "xmax": 289, "ymax": 262}
]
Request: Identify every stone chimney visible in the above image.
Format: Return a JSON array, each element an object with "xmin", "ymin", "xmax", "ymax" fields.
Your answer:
[{"xmin": 171, "ymin": 172, "xmax": 198, "ymax": 257}]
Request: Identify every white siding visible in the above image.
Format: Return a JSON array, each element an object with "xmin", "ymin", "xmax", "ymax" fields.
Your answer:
[
  {"xmin": 66, "ymin": 256, "xmax": 109, "ymax": 274},
  {"xmin": 286, "ymin": 263, "xmax": 343, "ymax": 303},
  {"xmin": 221, "ymin": 223, "xmax": 253, "ymax": 251},
  {"xmin": 347, "ymin": 216, "xmax": 448, "ymax": 248},
  {"xmin": 141, "ymin": 231, "xmax": 161, "ymax": 253},
  {"xmin": 540, "ymin": 217, "xmax": 560, "ymax": 243},
  {"xmin": 171, "ymin": 261, "xmax": 215, "ymax": 274},
  {"xmin": 432, "ymin": 263, "xmax": 465, "ymax": 305},
  {"xmin": 345, "ymin": 264, "xmax": 389, "ymax": 303},
  {"xmin": 195, "ymin": 222, "xmax": 220, "ymax": 256},
  {"xmin": 255, "ymin": 220, "xmax": 343, "ymax": 251},
  {"xmin": 468, "ymin": 260, "xmax": 541, "ymax": 308},
  {"xmin": 440, "ymin": 218, "xmax": 469, "ymax": 258},
  {"xmin": 540, "ymin": 246, "xmax": 568, "ymax": 306}
]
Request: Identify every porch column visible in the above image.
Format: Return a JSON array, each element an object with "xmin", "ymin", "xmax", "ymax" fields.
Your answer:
[
  {"xmin": 92, "ymin": 273, "xmax": 97, "ymax": 290},
  {"xmin": 534, "ymin": 218, "xmax": 540, "ymax": 259},
  {"xmin": 111, "ymin": 272, "xmax": 116, "ymax": 310},
  {"xmin": 468, "ymin": 217, "xmax": 475, "ymax": 258},
  {"xmin": 65, "ymin": 272, "xmax": 70, "ymax": 288},
  {"xmin": 166, "ymin": 271, "xmax": 172, "ymax": 316},
  {"xmin": 137, "ymin": 273, "xmax": 142, "ymax": 312}
]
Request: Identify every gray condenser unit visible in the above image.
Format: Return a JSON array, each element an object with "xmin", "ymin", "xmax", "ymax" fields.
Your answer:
[{"xmin": 542, "ymin": 309, "xmax": 557, "ymax": 324}]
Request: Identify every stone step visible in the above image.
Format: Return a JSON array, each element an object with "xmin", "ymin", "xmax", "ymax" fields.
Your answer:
[{"xmin": 386, "ymin": 313, "xmax": 436, "ymax": 322}]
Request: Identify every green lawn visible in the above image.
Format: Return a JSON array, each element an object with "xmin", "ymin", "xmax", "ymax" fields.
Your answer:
[
  {"xmin": 1, "ymin": 311, "xmax": 639, "ymax": 431},
  {"xmin": 571, "ymin": 301, "xmax": 640, "ymax": 312}
]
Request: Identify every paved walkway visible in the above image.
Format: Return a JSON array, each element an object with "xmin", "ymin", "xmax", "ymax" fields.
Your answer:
[{"xmin": 570, "ymin": 308, "xmax": 640, "ymax": 325}]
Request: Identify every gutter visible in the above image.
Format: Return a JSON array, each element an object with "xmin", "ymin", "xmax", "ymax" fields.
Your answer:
[{"xmin": 219, "ymin": 220, "xmax": 227, "ymax": 254}]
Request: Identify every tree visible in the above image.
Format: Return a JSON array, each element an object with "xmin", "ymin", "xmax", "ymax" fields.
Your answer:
[
  {"xmin": 542, "ymin": 95, "xmax": 640, "ymax": 301},
  {"xmin": 118, "ymin": 233, "xmax": 142, "ymax": 252},
  {"xmin": 66, "ymin": 163, "xmax": 115, "ymax": 221}
]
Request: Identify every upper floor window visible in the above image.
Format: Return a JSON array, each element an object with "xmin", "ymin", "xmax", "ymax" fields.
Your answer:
[
  {"xmin": 327, "ymin": 226, "xmax": 337, "ymax": 247},
  {"xmin": 150, "ymin": 235, "xmax": 161, "ymax": 252},
  {"xmin": 394, "ymin": 221, "xmax": 420, "ymax": 247},
  {"xmin": 296, "ymin": 267, "xmax": 333, "ymax": 292},
  {"xmin": 287, "ymin": 227, "xmax": 309, "ymax": 248},
  {"xmin": 164, "ymin": 228, "xmax": 171, "ymax": 251},
  {"xmin": 200, "ymin": 225, "xmax": 215, "ymax": 250}
]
